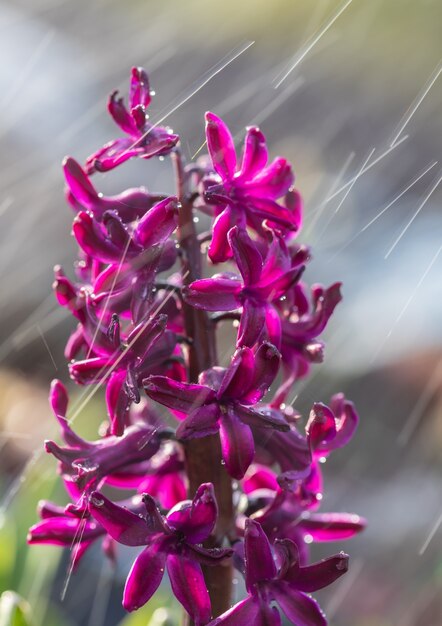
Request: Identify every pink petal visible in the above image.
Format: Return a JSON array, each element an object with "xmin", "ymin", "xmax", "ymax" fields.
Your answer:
[
  {"xmin": 228, "ymin": 226, "xmax": 263, "ymax": 287},
  {"xmin": 205, "ymin": 112, "xmax": 237, "ymax": 180},
  {"xmin": 237, "ymin": 300, "xmax": 266, "ymax": 348},
  {"xmin": 209, "ymin": 597, "xmax": 260, "ymax": 626},
  {"xmin": 208, "ymin": 206, "xmax": 237, "ymax": 264},
  {"xmin": 134, "ymin": 196, "xmax": 178, "ymax": 248},
  {"xmin": 108, "ymin": 91, "xmax": 137, "ymax": 135},
  {"xmin": 301, "ymin": 513, "xmax": 366, "ymax": 541},
  {"xmin": 88, "ymin": 492, "xmax": 150, "ymax": 546},
  {"xmin": 167, "ymin": 483, "xmax": 217, "ymax": 543},
  {"xmin": 144, "ymin": 376, "xmax": 216, "ymax": 413},
  {"xmin": 167, "ymin": 556, "xmax": 212, "ymax": 626},
  {"xmin": 244, "ymin": 518, "xmax": 277, "ymax": 589},
  {"xmin": 219, "ymin": 410, "xmax": 254, "ymax": 479},
  {"xmin": 272, "ymin": 584, "xmax": 326, "ymax": 626},
  {"xmin": 123, "ymin": 539, "xmax": 167, "ymax": 611},
  {"xmin": 183, "ymin": 274, "xmax": 242, "ymax": 311},
  {"xmin": 245, "ymin": 158, "xmax": 294, "ymax": 199},
  {"xmin": 237, "ymin": 127, "xmax": 268, "ymax": 180},
  {"xmin": 129, "ymin": 67, "xmax": 151, "ymax": 110}
]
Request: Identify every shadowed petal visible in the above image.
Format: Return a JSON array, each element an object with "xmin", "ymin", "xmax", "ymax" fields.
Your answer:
[
  {"xmin": 306, "ymin": 403, "xmax": 337, "ymax": 451},
  {"xmin": 167, "ymin": 556, "xmax": 212, "ymax": 626},
  {"xmin": 167, "ymin": 483, "xmax": 217, "ymax": 543},
  {"xmin": 218, "ymin": 346, "xmax": 255, "ymax": 400},
  {"xmin": 209, "ymin": 597, "xmax": 260, "ymax": 626},
  {"xmin": 228, "ymin": 226, "xmax": 263, "ymax": 286},
  {"xmin": 123, "ymin": 539, "xmax": 167, "ymax": 611},
  {"xmin": 208, "ymin": 206, "xmax": 237, "ymax": 264},
  {"xmin": 284, "ymin": 551, "xmax": 349, "ymax": 592},
  {"xmin": 73, "ymin": 211, "xmax": 122, "ymax": 263},
  {"xmin": 272, "ymin": 583, "xmax": 326, "ymax": 626},
  {"xmin": 237, "ymin": 300, "xmax": 266, "ymax": 348},
  {"xmin": 244, "ymin": 519, "xmax": 277, "ymax": 590},
  {"xmin": 89, "ymin": 492, "xmax": 150, "ymax": 546},
  {"xmin": 144, "ymin": 376, "xmax": 216, "ymax": 413},
  {"xmin": 219, "ymin": 411, "xmax": 254, "ymax": 479},
  {"xmin": 176, "ymin": 404, "xmax": 220, "ymax": 440}
]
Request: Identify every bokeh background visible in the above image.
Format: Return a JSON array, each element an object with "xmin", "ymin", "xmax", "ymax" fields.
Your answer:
[{"xmin": 0, "ymin": 0, "xmax": 441, "ymax": 624}]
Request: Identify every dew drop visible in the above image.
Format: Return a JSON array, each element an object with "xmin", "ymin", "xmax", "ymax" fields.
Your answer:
[
  {"xmin": 159, "ymin": 156, "xmax": 165, "ymax": 162},
  {"xmin": 304, "ymin": 534, "xmax": 313, "ymax": 544},
  {"xmin": 319, "ymin": 456, "xmax": 327, "ymax": 464},
  {"xmin": 193, "ymin": 216, "xmax": 200, "ymax": 223}
]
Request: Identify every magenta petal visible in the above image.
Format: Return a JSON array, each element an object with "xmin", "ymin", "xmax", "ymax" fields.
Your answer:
[
  {"xmin": 272, "ymin": 584, "xmax": 326, "ymax": 626},
  {"xmin": 209, "ymin": 597, "xmax": 260, "ymax": 626},
  {"xmin": 49, "ymin": 379, "xmax": 85, "ymax": 447},
  {"xmin": 326, "ymin": 394, "xmax": 359, "ymax": 450},
  {"xmin": 176, "ymin": 404, "xmax": 220, "ymax": 440},
  {"xmin": 246, "ymin": 341, "xmax": 280, "ymax": 403},
  {"xmin": 183, "ymin": 275, "xmax": 242, "ymax": 311},
  {"xmin": 228, "ymin": 227, "xmax": 263, "ymax": 287},
  {"xmin": 285, "ymin": 552, "xmax": 349, "ymax": 592},
  {"xmin": 167, "ymin": 556, "xmax": 212, "ymax": 626},
  {"xmin": 88, "ymin": 492, "xmax": 150, "ymax": 546},
  {"xmin": 245, "ymin": 158, "xmax": 294, "ymax": 199},
  {"xmin": 219, "ymin": 411, "xmax": 254, "ymax": 479},
  {"xmin": 108, "ymin": 92, "xmax": 136, "ymax": 135},
  {"xmin": 306, "ymin": 403, "xmax": 337, "ymax": 451},
  {"xmin": 237, "ymin": 300, "xmax": 266, "ymax": 348},
  {"xmin": 302, "ymin": 513, "xmax": 366, "ymax": 541},
  {"xmin": 106, "ymin": 370, "xmax": 130, "ymax": 436},
  {"xmin": 238, "ymin": 127, "xmax": 268, "ymax": 180},
  {"xmin": 130, "ymin": 66, "xmax": 151, "ymax": 109},
  {"xmin": 123, "ymin": 539, "xmax": 167, "ymax": 611},
  {"xmin": 27, "ymin": 517, "xmax": 101, "ymax": 546},
  {"xmin": 244, "ymin": 519, "xmax": 277, "ymax": 590},
  {"xmin": 236, "ymin": 405, "xmax": 289, "ymax": 432},
  {"xmin": 205, "ymin": 112, "xmax": 237, "ymax": 180},
  {"xmin": 208, "ymin": 206, "xmax": 237, "ymax": 264},
  {"xmin": 63, "ymin": 157, "xmax": 100, "ymax": 212},
  {"xmin": 87, "ymin": 138, "xmax": 142, "ymax": 173},
  {"xmin": 134, "ymin": 196, "xmax": 178, "ymax": 248},
  {"xmin": 218, "ymin": 346, "xmax": 255, "ymax": 400},
  {"xmin": 167, "ymin": 483, "xmax": 217, "ymax": 543},
  {"xmin": 144, "ymin": 376, "xmax": 215, "ymax": 413},
  {"xmin": 73, "ymin": 211, "xmax": 122, "ymax": 263}
]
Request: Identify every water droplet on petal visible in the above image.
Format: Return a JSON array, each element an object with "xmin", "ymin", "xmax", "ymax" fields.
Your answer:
[{"xmin": 304, "ymin": 534, "xmax": 313, "ymax": 544}]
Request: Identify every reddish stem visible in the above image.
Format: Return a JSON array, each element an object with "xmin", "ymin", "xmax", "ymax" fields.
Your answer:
[{"xmin": 172, "ymin": 149, "xmax": 233, "ymax": 624}]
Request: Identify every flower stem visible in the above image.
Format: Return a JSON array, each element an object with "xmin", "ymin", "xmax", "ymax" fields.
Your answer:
[{"xmin": 172, "ymin": 149, "xmax": 233, "ymax": 623}]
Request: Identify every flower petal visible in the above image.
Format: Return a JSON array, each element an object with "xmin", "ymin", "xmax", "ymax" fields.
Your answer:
[
  {"xmin": 245, "ymin": 158, "xmax": 294, "ymax": 199},
  {"xmin": 228, "ymin": 226, "xmax": 263, "ymax": 287},
  {"xmin": 134, "ymin": 196, "xmax": 178, "ymax": 248},
  {"xmin": 167, "ymin": 483, "xmax": 217, "ymax": 543},
  {"xmin": 219, "ymin": 410, "xmax": 254, "ymax": 479},
  {"xmin": 218, "ymin": 346, "xmax": 255, "ymax": 400},
  {"xmin": 301, "ymin": 513, "xmax": 366, "ymax": 541},
  {"xmin": 209, "ymin": 597, "xmax": 260, "ymax": 626},
  {"xmin": 123, "ymin": 540, "xmax": 167, "ymax": 611},
  {"xmin": 238, "ymin": 127, "xmax": 268, "ymax": 180},
  {"xmin": 88, "ymin": 492, "xmax": 150, "ymax": 546},
  {"xmin": 176, "ymin": 404, "xmax": 220, "ymax": 440},
  {"xmin": 205, "ymin": 112, "xmax": 237, "ymax": 180},
  {"xmin": 184, "ymin": 275, "xmax": 242, "ymax": 311},
  {"xmin": 144, "ymin": 376, "xmax": 216, "ymax": 413},
  {"xmin": 272, "ymin": 584, "xmax": 326, "ymax": 626},
  {"xmin": 244, "ymin": 518, "xmax": 277, "ymax": 590},
  {"xmin": 284, "ymin": 552, "xmax": 349, "ymax": 592},
  {"xmin": 130, "ymin": 66, "xmax": 151, "ymax": 109},
  {"xmin": 237, "ymin": 300, "xmax": 266, "ymax": 348},
  {"xmin": 208, "ymin": 206, "xmax": 238, "ymax": 264},
  {"xmin": 306, "ymin": 403, "xmax": 337, "ymax": 451},
  {"xmin": 167, "ymin": 556, "xmax": 212, "ymax": 626}
]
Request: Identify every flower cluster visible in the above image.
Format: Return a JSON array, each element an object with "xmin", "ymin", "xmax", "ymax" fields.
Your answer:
[{"xmin": 28, "ymin": 68, "xmax": 364, "ymax": 625}]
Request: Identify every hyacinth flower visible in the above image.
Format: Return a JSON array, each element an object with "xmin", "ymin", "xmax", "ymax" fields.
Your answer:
[
  {"xmin": 85, "ymin": 67, "xmax": 179, "ymax": 173},
  {"xmin": 241, "ymin": 465, "xmax": 365, "ymax": 564},
  {"xmin": 184, "ymin": 227, "xmax": 305, "ymax": 348},
  {"xmin": 209, "ymin": 519, "xmax": 348, "ymax": 626},
  {"xmin": 144, "ymin": 341, "xmax": 289, "ymax": 479},
  {"xmin": 45, "ymin": 380, "xmax": 169, "ymax": 493},
  {"xmin": 89, "ymin": 483, "xmax": 232, "ymax": 621},
  {"xmin": 29, "ymin": 65, "xmax": 364, "ymax": 625},
  {"xmin": 63, "ymin": 156, "xmax": 165, "ymax": 222},
  {"xmin": 203, "ymin": 112, "xmax": 302, "ymax": 262}
]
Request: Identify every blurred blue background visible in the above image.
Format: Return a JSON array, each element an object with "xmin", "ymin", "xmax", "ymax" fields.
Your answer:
[{"xmin": 0, "ymin": 1, "xmax": 441, "ymax": 625}]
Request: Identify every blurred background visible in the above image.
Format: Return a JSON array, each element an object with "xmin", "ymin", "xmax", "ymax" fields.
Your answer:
[{"xmin": 0, "ymin": 0, "xmax": 441, "ymax": 624}]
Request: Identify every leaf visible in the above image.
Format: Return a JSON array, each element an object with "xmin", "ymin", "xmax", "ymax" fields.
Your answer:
[{"xmin": 0, "ymin": 591, "xmax": 33, "ymax": 626}]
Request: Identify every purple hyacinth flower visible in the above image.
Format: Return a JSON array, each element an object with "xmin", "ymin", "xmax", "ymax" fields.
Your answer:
[
  {"xmin": 85, "ymin": 67, "xmax": 179, "ymax": 173},
  {"xmin": 45, "ymin": 380, "xmax": 167, "ymax": 493},
  {"xmin": 144, "ymin": 341, "xmax": 289, "ymax": 479},
  {"xmin": 306, "ymin": 395, "xmax": 359, "ymax": 457},
  {"xmin": 203, "ymin": 112, "xmax": 301, "ymax": 262},
  {"xmin": 209, "ymin": 519, "xmax": 348, "ymax": 626},
  {"xmin": 89, "ymin": 483, "xmax": 232, "ymax": 623},
  {"xmin": 63, "ymin": 157, "xmax": 166, "ymax": 222},
  {"xmin": 184, "ymin": 227, "xmax": 305, "ymax": 348}
]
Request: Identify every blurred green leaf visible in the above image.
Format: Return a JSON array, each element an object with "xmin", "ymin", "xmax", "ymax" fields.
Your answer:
[{"xmin": 0, "ymin": 591, "xmax": 32, "ymax": 626}]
